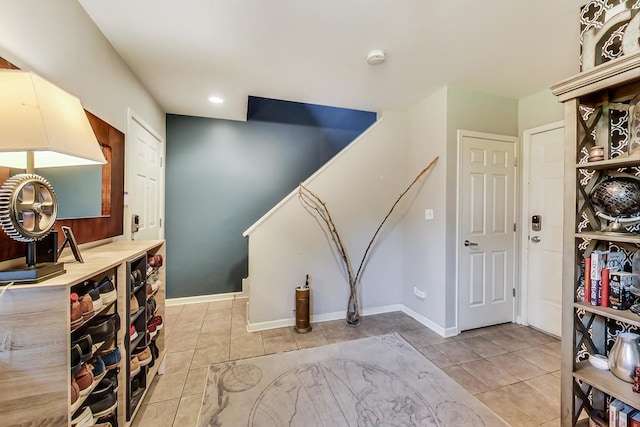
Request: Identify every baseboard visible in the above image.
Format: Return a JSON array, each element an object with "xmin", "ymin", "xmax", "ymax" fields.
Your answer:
[
  {"xmin": 400, "ymin": 306, "xmax": 458, "ymax": 338},
  {"xmin": 244, "ymin": 303, "xmax": 451, "ymax": 335},
  {"xmin": 246, "ymin": 306, "xmax": 408, "ymax": 332},
  {"xmin": 166, "ymin": 291, "xmax": 246, "ymax": 306}
]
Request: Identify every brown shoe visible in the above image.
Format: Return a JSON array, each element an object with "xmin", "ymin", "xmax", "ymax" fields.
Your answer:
[
  {"xmin": 79, "ymin": 294, "xmax": 94, "ymax": 320},
  {"xmin": 71, "ymin": 376, "xmax": 79, "ymax": 404},
  {"xmin": 130, "ymin": 356, "xmax": 140, "ymax": 376},
  {"xmin": 133, "ymin": 346, "xmax": 152, "ymax": 366},
  {"xmin": 70, "ymin": 293, "xmax": 83, "ymax": 329},
  {"xmin": 130, "ymin": 294, "xmax": 139, "ymax": 314},
  {"xmin": 74, "ymin": 364, "xmax": 94, "ymax": 396}
]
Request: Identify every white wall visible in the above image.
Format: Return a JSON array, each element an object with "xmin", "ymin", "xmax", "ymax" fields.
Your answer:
[
  {"xmin": 246, "ymin": 111, "xmax": 407, "ymax": 328},
  {"xmin": 403, "ymin": 87, "xmax": 448, "ymax": 328},
  {"xmin": 0, "ymin": 1, "xmax": 164, "ymax": 136},
  {"xmin": 518, "ymin": 89, "xmax": 564, "ymax": 136}
]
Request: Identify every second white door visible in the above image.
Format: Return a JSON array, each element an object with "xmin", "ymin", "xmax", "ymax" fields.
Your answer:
[
  {"xmin": 458, "ymin": 131, "xmax": 517, "ymax": 331},
  {"xmin": 127, "ymin": 113, "xmax": 163, "ymax": 241},
  {"xmin": 523, "ymin": 122, "xmax": 564, "ymax": 337}
]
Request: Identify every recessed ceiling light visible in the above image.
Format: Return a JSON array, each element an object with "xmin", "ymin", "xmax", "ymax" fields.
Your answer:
[{"xmin": 208, "ymin": 96, "xmax": 224, "ymax": 104}]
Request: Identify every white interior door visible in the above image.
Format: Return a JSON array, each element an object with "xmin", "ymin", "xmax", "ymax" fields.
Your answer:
[
  {"xmin": 127, "ymin": 112, "xmax": 163, "ymax": 241},
  {"xmin": 523, "ymin": 122, "xmax": 564, "ymax": 337},
  {"xmin": 458, "ymin": 131, "xmax": 517, "ymax": 331}
]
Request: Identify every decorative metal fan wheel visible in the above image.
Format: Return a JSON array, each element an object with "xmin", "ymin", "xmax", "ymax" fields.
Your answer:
[{"xmin": 0, "ymin": 174, "xmax": 57, "ymax": 243}]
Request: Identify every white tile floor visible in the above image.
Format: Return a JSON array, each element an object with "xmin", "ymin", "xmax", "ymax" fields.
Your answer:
[{"xmin": 132, "ymin": 298, "xmax": 561, "ymax": 427}]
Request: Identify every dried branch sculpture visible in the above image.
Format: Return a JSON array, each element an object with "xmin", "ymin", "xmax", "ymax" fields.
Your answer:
[{"xmin": 298, "ymin": 156, "xmax": 439, "ymax": 326}]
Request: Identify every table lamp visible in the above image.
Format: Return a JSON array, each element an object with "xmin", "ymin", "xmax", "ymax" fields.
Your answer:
[{"xmin": 0, "ymin": 69, "xmax": 106, "ymax": 283}]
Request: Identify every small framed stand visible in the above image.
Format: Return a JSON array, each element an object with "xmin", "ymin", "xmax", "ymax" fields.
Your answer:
[{"xmin": 58, "ymin": 226, "xmax": 84, "ymax": 263}]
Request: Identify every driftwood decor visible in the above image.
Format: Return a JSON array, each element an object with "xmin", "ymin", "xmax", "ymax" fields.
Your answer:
[{"xmin": 298, "ymin": 156, "xmax": 439, "ymax": 326}]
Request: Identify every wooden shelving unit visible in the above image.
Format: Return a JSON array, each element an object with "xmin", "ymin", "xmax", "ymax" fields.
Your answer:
[
  {"xmin": 552, "ymin": 53, "xmax": 640, "ymax": 426},
  {"xmin": 0, "ymin": 240, "xmax": 166, "ymax": 426}
]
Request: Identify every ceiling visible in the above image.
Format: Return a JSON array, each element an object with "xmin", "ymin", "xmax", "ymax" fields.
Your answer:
[{"xmin": 79, "ymin": 0, "xmax": 587, "ymax": 122}]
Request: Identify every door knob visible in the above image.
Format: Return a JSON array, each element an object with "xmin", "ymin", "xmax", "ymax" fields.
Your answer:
[
  {"xmin": 531, "ymin": 236, "xmax": 541, "ymax": 243},
  {"xmin": 464, "ymin": 240, "xmax": 478, "ymax": 247}
]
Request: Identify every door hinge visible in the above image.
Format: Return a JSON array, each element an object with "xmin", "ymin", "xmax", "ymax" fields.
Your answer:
[
  {"xmin": 514, "ymin": 157, "xmax": 518, "ymax": 167},
  {"xmin": 160, "ymin": 157, "xmax": 163, "ymax": 167},
  {"xmin": 513, "ymin": 288, "xmax": 516, "ymax": 298},
  {"xmin": 513, "ymin": 223, "xmax": 517, "ymax": 232},
  {"xmin": 159, "ymin": 218, "xmax": 162, "ymax": 227}
]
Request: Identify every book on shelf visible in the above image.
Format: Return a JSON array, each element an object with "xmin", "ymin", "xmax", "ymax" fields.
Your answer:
[
  {"xmin": 611, "ymin": 399, "xmax": 624, "ymax": 426},
  {"xmin": 619, "ymin": 404, "xmax": 637, "ymax": 427}
]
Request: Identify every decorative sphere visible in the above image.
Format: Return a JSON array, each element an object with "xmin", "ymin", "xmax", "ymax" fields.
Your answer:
[{"xmin": 590, "ymin": 177, "xmax": 640, "ymax": 217}]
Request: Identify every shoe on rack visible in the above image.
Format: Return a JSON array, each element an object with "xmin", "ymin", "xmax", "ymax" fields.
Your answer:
[
  {"xmin": 74, "ymin": 363, "xmax": 94, "ymax": 397},
  {"xmin": 90, "ymin": 356, "xmax": 106, "ymax": 380},
  {"xmin": 148, "ymin": 254, "xmax": 163, "ymax": 268},
  {"xmin": 70, "ymin": 293, "xmax": 83, "ymax": 330},
  {"xmin": 86, "ymin": 285, "xmax": 103, "ymax": 313},
  {"xmin": 146, "ymin": 298, "xmax": 157, "ymax": 318},
  {"xmin": 130, "ymin": 294, "xmax": 139, "ymax": 314},
  {"xmin": 130, "ymin": 356, "xmax": 141, "ymax": 377},
  {"xmin": 90, "ymin": 374, "xmax": 117, "ymax": 401},
  {"xmin": 71, "ymin": 376, "xmax": 79, "ymax": 405},
  {"xmin": 71, "ymin": 344, "xmax": 83, "ymax": 375},
  {"xmin": 99, "ymin": 370, "xmax": 119, "ymax": 394},
  {"xmin": 147, "ymin": 322, "xmax": 157, "ymax": 339},
  {"xmin": 131, "ymin": 375, "xmax": 143, "ymax": 399},
  {"xmin": 86, "ymin": 314, "xmax": 117, "ymax": 344},
  {"xmin": 101, "ymin": 348, "xmax": 121, "ymax": 371},
  {"xmin": 97, "ymin": 276, "xmax": 117, "ymax": 306},
  {"xmin": 94, "ymin": 412, "xmax": 116, "ymax": 427},
  {"xmin": 72, "ymin": 334, "xmax": 93, "ymax": 363},
  {"xmin": 70, "ymin": 405, "xmax": 94, "ymax": 427},
  {"xmin": 79, "ymin": 294, "xmax": 94, "ymax": 321},
  {"xmin": 85, "ymin": 390, "xmax": 117, "ymax": 419},
  {"xmin": 150, "ymin": 315, "xmax": 164, "ymax": 331},
  {"xmin": 132, "ymin": 345, "xmax": 152, "ymax": 366},
  {"xmin": 130, "ymin": 325, "xmax": 138, "ymax": 342}
]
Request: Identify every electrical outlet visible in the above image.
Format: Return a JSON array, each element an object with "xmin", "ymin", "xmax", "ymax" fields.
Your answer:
[
  {"xmin": 425, "ymin": 209, "xmax": 434, "ymax": 220},
  {"xmin": 413, "ymin": 286, "xmax": 426, "ymax": 299}
]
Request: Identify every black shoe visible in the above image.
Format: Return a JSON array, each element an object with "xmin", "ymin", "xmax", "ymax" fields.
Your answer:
[
  {"xmin": 72, "ymin": 334, "xmax": 93, "ymax": 363},
  {"xmin": 91, "ymin": 374, "xmax": 117, "ymax": 400},
  {"xmin": 70, "ymin": 344, "xmax": 83, "ymax": 374},
  {"xmin": 86, "ymin": 390, "xmax": 117, "ymax": 418},
  {"xmin": 86, "ymin": 314, "xmax": 118, "ymax": 343}
]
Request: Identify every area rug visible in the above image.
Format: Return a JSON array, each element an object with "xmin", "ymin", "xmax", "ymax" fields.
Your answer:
[{"xmin": 197, "ymin": 333, "xmax": 507, "ymax": 426}]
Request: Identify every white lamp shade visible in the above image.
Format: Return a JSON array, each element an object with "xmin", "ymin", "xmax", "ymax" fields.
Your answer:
[{"xmin": 0, "ymin": 69, "xmax": 106, "ymax": 168}]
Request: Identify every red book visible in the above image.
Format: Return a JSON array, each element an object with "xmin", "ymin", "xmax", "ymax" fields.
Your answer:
[
  {"xmin": 584, "ymin": 257, "xmax": 591, "ymax": 303},
  {"xmin": 600, "ymin": 268, "xmax": 609, "ymax": 307}
]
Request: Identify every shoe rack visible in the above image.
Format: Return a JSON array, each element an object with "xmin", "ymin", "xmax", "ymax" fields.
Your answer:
[
  {"xmin": 0, "ymin": 240, "xmax": 165, "ymax": 426},
  {"xmin": 125, "ymin": 253, "xmax": 147, "ymax": 420},
  {"xmin": 70, "ymin": 269, "xmax": 120, "ymax": 425},
  {"xmin": 123, "ymin": 245, "xmax": 166, "ymax": 425}
]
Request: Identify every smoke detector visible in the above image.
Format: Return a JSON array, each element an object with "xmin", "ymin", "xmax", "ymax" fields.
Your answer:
[{"xmin": 366, "ymin": 49, "xmax": 386, "ymax": 65}]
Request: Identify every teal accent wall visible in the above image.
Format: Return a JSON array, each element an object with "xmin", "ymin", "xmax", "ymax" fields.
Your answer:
[{"xmin": 166, "ymin": 109, "xmax": 375, "ymax": 298}]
